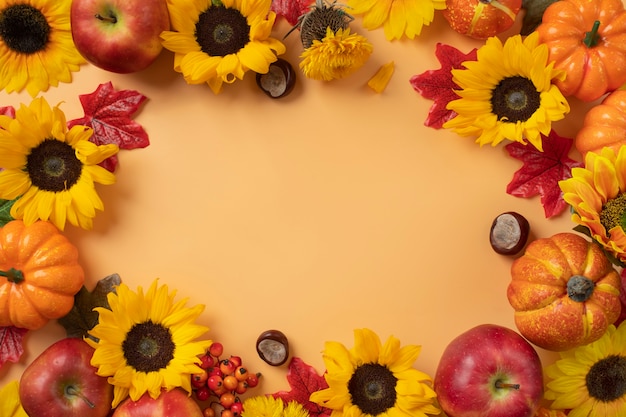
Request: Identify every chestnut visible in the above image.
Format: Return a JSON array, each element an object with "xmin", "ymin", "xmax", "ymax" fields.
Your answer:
[
  {"xmin": 256, "ymin": 59, "xmax": 296, "ymax": 99},
  {"xmin": 256, "ymin": 329, "xmax": 289, "ymax": 366},
  {"xmin": 489, "ymin": 211, "xmax": 530, "ymax": 256}
]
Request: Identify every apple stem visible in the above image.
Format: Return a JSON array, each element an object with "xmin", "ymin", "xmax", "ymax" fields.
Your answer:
[
  {"xmin": 94, "ymin": 13, "xmax": 117, "ymax": 24},
  {"xmin": 494, "ymin": 380, "xmax": 520, "ymax": 390},
  {"xmin": 65, "ymin": 386, "xmax": 96, "ymax": 409}
]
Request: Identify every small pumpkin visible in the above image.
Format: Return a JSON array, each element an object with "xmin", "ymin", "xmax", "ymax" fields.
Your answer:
[
  {"xmin": 443, "ymin": 0, "xmax": 522, "ymax": 39},
  {"xmin": 574, "ymin": 90, "xmax": 626, "ymax": 156},
  {"xmin": 536, "ymin": 0, "xmax": 626, "ymax": 102},
  {"xmin": 0, "ymin": 220, "xmax": 85, "ymax": 330},
  {"xmin": 507, "ymin": 232, "xmax": 621, "ymax": 351}
]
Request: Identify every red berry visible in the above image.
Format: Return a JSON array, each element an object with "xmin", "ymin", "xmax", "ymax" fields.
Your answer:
[
  {"xmin": 246, "ymin": 373, "xmax": 261, "ymax": 388},
  {"xmin": 220, "ymin": 359, "xmax": 237, "ymax": 375},
  {"xmin": 223, "ymin": 375, "xmax": 238, "ymax": 391},
  {"xmin": 195, "ymin": 386, "xmax": 211, "ymax": 402},
  {"xmin": 221, "ymin": 410, "xmax": 234, "ymax": 417},
  {"xmin": 234, "ymin": 366, "xmax": 247, "ymax": 381},
  {"xmin": 209, "ymin": 342, "xmax": 224, "ymax": 358},
  {"xmin": 220, "ymin": 392, "xmax": 236, "ymax": 409},
  {"xmin": 207, "ymin": 375, "xmax": 224, "ymax": 391},
  {"xmin": 229, "ymin": 355, "xmax": 242, "ymax": 367},
  {"xmin": 209, "ymin": 367, "xmax": 223, "ymax": 377},
  {"xmin": 235, "ymin": 381, "xmax": 248, "ymax": 395},
  {"xmin": 192, "ymin": 370, "xmax": 209, "ymax": 387},
  {"xmin": 203, "ymin": 408, "xmax": 216, "ymax": 417},
  {"xmin": 200, "ymin": 354, "xmax": 215, "ymax": 369},
  {"xmin": 230, "ymin": 402, "xmax": 243, "ymax": 416}
]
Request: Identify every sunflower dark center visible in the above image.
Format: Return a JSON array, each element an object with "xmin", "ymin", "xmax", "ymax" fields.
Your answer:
[
  {"xmin": 490, "ymin": 76, "xmax": 541, "ymax": 123},
  {"xmin": 299, "ymin": 5, "xmax": 350, "ymax": 48},
  {"xmin": 195, "ymin": 6, "xmax": 250, "ymax": 57},
  {"xmin": 600, "ymin": 193, "xmax": 626, "ymax": 235},
  {"xmin": 26, "ymin": 139, "xmax": 83, "ymax": 192},
  {"xmin": 0, "ymin": 4, "xmax": 50, "ymax": 54},
  {"xmin": 348, "ymin": 363, "xmax": 398, "ymax": 415},
  {"xmin": 122, "ymin": 321, "xmax": 175, "ymax": 373},
  {"xmin": 586, "ymin": 355, "xmax": 626, "ymax": 402}
]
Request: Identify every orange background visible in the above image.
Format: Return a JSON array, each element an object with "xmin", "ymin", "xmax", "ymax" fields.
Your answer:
[{"xmin": 0, "ymin": 11, "xmax": 597, "ymax": 401}]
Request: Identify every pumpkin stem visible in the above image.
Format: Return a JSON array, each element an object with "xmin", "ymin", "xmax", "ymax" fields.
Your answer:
[
  {"xmin": 0, "ymin": 267, "xmax": 25, "ymax": 284},
  {"xmin": 583, "ymin": 20, "xmax": 601, "ymax": 48},
  {"xmin": 567, "ymin": 275, "xmax": 595, "ymax": 302}
]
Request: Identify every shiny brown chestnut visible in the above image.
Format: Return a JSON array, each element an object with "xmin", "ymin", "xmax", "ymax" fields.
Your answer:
[
  {"xmin": 256, "ymin": 329, "xmax": 289, "ymax": 366},
  {"xmin": 489, "ymin": 211, "xmax": 530, "ymax": 256},
  {"xmin": 256, "ymin": 59, "xmax": 296, "ymax": 99}
]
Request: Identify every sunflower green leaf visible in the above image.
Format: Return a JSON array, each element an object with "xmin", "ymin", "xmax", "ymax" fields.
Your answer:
[
  {"xmin": 520, "ymin": 0, "xmax": 558, "ymax": 35},
  {"xmin": 57, "ymin": 273, "xmax": 121, "ymax": 339}
]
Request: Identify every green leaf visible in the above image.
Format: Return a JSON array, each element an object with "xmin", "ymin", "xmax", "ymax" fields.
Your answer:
[
  {"xmin": 58, "ymin": 273, "xmax": 122, "ymax": 339},
  {"xmin": 0, "ymin": 199, "xmax": 16, "ymax": 227},
  {"xmin": 520, "ymin": 0, "xmax": 559, "ymax": 35}
]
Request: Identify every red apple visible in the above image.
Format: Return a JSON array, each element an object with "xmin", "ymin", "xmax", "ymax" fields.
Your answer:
[
  {"xmin": 434, "ymin": 324, "xmax": 543, "ymax": 417},
  {"xmin": 112, "ymin": 388, "xmax": 204, "ymax": 417},
  {"xmin": 70, "ymin": 0, "xmax": 170, "ymax": 73},
  {"xmin": 19, "ymin": 337, "xmax": 113, "ymax": 417}
]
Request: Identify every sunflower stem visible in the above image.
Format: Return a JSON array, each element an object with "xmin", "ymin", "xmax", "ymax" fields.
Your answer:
[
  {"xmin": 495, "ymin": 380, "xmax": 520, "ymax": 390},
  {"xmin": 0, "ymin": 268, "xmax": 24, "ymax": 284},
  {"xmin": 584, "ymin": 20, "xmax": 601, "ymax": 48},
  {"xmin": 65, "ymin": 386, "xmax": 96, "ymax": 408}
]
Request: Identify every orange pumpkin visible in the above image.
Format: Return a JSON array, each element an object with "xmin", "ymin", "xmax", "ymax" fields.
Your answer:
[
  {"xmin": 575, "ymin": 90, "xmax": 626, "ymax": 156},
  {"xmin": 507, "ymin": 232, "xmax": 621, "ymax": 351},
  {"xmin": 443, "ymin": 0, "xmax": 521, "ymax": 39},
  {"xmin": 536, "ymin": 0, "xmax": 626, "ymax": 102},
  {"xmin": 0, "ymin": 220, "xmax": 85, "ymax": 330}
]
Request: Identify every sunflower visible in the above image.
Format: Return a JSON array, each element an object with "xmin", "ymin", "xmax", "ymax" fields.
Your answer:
[
  {"xmin": 559, "ymin": 146, "xmax": 626, "ymax": 264},
  {"xmin": 0, "ymin": 97, "xmax": 118, "ymax": 231},
  {"xmin": 309, "ymin": 328, "xmax": 440, "ymax": 417},
  {"xmin": 544, "ymin": 322, "xmax": 626, "ymax": 417},
  {"xmin": 0, "ymin": 0, "xmax": 86, "ymax": 97},
  {"xmin": 87, "ymin": 279, "xmax": 212, "ymax": 408},
  {"xmin": 160, "ymin": 0, "xmax": 285, "ymax": 94},
  {"xmin": 295, "ymin": 0, "xmax": 372, "ymax": 81},
  {"xmin": 0, "ymin": 381, "xmax": 28, "ymax": 417},
  {"xmin": 242, "ymin": 396, "xmax": 310, "ymax": 417},
  {"xmin": 346, "ymin": 0, "xmax": 446, "ymax": 40},
  {"xmin": 443, "ymin": 32, "xmax": 569, "ymax": 151}
]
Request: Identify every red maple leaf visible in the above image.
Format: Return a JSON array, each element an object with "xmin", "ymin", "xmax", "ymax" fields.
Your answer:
[
  {"xmin": 505, "ymin": 130, "xmax": 583, "ymax": 218},
  {"xmin": 617, "ymin": 269, "xmax": 626, "ymax": 327},
  {"xmin": 67, "ymin": 82, "xmax": 149, "ymax": 173},
  {"xmin": 0, "ymin": 326, "xmax": 28, "ymax": 369},
  {"xmin": 271, "ymin": 0, "xmax": 313, "ymax": 26},
  {"xmin": 409, "ymin": 43, "xmax": 477, "ymax": 129},
  {"xmin": 273, "ymin": 357, "xmax": 332, "ymax": 417}
]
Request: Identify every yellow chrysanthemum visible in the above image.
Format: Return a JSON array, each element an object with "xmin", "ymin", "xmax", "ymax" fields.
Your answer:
[
  {"xmin": 160, "ymin": 0, "xmax": 285, "ymax": 94},
  {"xmin": 300, "ymin": 27, "xmax": 373, "ymax": 81},
  {"xmin": 87, "ymin": 279, "xmax": 212, "ymax": 408},
  {"xmin": 544, "ymin": 323, "xmax": 626, "ymax": 417},
  {"xmin": 559, "ymin": 146, "xmax": 626, "ymax": 264},
  {"xmin": 347, "ymin": 0, "xmax": 446, "ymax": 40},
  {"xmin": 242, "ymin": 396, "xmax": 310, "ymax": 417},
  {"xmin": 444, "ymin": 32, "xmax": 569, "ymax": 151},
  {"xmin": 0, "ymin": 381, "xmax": 28, "ymax": 417},
  {"xmin": 0, "ymin": 97, "xmax": 118, "ymax": 231},
  {"xmin": 310, "ymin": 328, "xmax": 440, "ymax": 417},
  {"xmin": 0, "ymin": 0, "xmax": 86, "ymax": 97}
]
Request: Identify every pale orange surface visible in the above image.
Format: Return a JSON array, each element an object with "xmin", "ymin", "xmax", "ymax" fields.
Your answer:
[{"xmin": 1, "ymin": 12, "xmax": 594, "ymax": 400}]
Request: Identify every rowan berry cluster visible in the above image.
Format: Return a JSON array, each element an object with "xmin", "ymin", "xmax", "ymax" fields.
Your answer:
[{"xmin": 191, "ymin": 342, "xmax": 262, "ymax": 417}]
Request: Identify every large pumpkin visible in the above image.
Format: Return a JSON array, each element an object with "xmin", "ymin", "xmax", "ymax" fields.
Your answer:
[
  {"xmin": 0, "ymin": 220, "xmax": 85, "ymax": 330},
  {"xmin": 507, "ymin": 232, "xmax": 621, "ymax": 351},
  {"xmin": 536, "ymin": 0, "xmax": 626, "ymax": 102},
  {"xmin": 575, "ymin": 90, "xmax": 626, "ymax": 157}
]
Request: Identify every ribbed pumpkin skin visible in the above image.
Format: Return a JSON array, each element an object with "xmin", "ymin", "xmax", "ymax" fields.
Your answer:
[
  {"xmin": 575, "ymin": 90, "xmax": 626, "ymax": 157},
  {"xmin": 0, "ymin": 220, "xmax": 85, "ymax": 330},
  {"xmin": 507, "ymin": 232, "xmax": 621, "ymax": 351}
]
